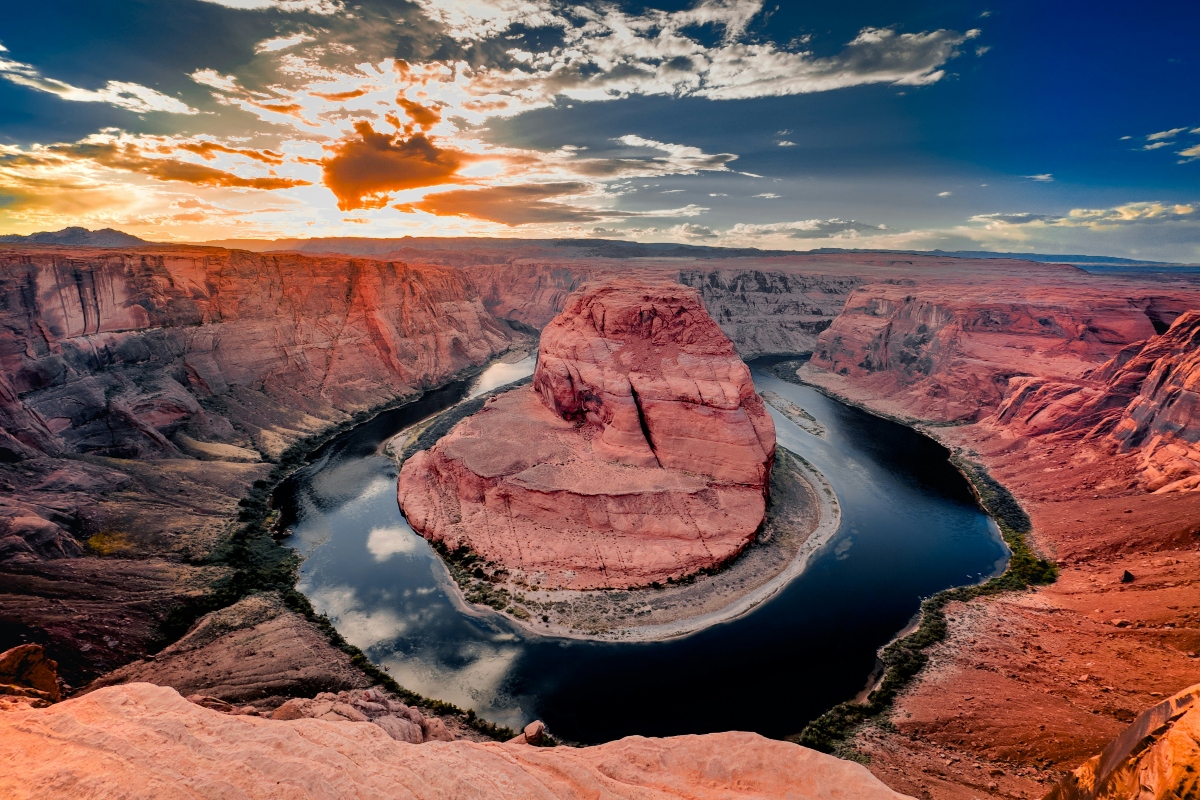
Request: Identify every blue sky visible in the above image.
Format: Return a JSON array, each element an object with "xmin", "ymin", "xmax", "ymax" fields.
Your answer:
[{"xmin": 0, "ymin": 0, "xmax": 1196, "ymax": 259}]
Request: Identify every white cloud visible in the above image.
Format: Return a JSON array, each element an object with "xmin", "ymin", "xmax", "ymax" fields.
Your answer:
[
  {"xmin": 1147, "ymin": 127, "xmax": 1188, "ymax": 141},
  {"xmin": 1143, "ymin": 141, "xmax": 1170, "ymax": 150},
  {"xmin": 442, "ymin": 2, "xmax": 978, "ymax": 108},
  {"xmin": 727, "ymin": 218, "xmax": 888, "ymax": 239},
  {"xmin": 937, "ymin": 191, "xmax": 952, "ymax": 197},
  {"xmin": 195, "ymin": 0, "xmax": 343, "ymax": 12},
  {"xmin": 256, "ymin": 33, "xmax": 316, "ymax": 53},
  {"xmin": 1180, "ymin": 144, "xmax": 1200, "ymax": 159},
  {"xmin": 971, "ymin": 201, "xmax": 1195, "ymax": 229},
  {"xmin": 0, "ymin": 44, "xmax": 197, "ymax": 114},
  {"xmin": 1023, "ymin": 173, "xmax": 1053, "ymax": 182},
  {"xmin": 754, "ymin": 192, "xmax": 780, "ymax": 198},
  {"xmin": 777, "ymin": 140, "xmax": 796, "ymax": 146},
  {"xmin": 366, "ymin": 525, "xmax": 419, "ymax": 562}
]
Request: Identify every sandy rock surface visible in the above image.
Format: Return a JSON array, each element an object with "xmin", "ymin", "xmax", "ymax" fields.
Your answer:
[
  {"xmin": 0, "ymin": 683, "xmax": 912, "ymax": 800},
  {"xmin": 399, "ymin": 281, "xmax": 775, "ymax": 589}
]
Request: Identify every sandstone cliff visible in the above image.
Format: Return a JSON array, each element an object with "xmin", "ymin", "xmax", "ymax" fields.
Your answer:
[
  {"xmin": 0, "ymin": 245, "xmax": 519, "ymax": 686},
  {"xmin": 398, "ymin": 281, "xmax": 775, "ymax": 589}
]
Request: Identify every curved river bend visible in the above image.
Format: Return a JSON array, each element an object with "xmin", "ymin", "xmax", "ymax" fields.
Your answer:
[{"xmin": 280, "ymin": 357, "xmax": 1009, "ymax": 744}]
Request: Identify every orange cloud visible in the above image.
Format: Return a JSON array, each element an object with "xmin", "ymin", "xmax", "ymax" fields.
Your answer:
[
  {"xmin": 310, "ymin": 88, "xmax": 368, "ymax": 101},
  {"xmin": 46, "ymin": 142, "xmax": 308, "ymax": 189},
  {"xmin": 398, "ymin": 97, "xmax": 440, "ymax": 131},
  {"xmin": 175, "ymin": 142, "xmax": 285, "ymax": 165},
  {"xmin": 395, "ymin": 183, "xmax": 610, "ymax": 225},
  {"xmin": 321, "ymin": 122, "xmax": 464, "ymax": 211}
]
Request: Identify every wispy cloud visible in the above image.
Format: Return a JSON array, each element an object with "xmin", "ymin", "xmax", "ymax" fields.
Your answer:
[
  {"xmin": 0, "ymin": 43, "xmax": 196, "ymax": 114},
  {"xmin": 1023, "ymin": 173, "xmax": 1053, "ymax": 182}
]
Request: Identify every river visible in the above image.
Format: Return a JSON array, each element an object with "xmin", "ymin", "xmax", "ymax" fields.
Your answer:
[{"xmin": 280, "ymin": 357, "xmax": 1009, "ymax": 743}]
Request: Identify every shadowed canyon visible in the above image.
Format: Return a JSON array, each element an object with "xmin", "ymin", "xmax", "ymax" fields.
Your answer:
[{"xmin": 2, "ymin": 240, "xmax": 1200, "ymax": 799}]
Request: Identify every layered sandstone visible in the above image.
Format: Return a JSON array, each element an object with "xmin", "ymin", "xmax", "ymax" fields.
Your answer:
[
  {"xmin": 1044, "ymin": 683, "xmax": 1200, "ymax": 800},
  {"xmin": 0, "ymin": 683, "xmax": 910, "ymax": 800},
  {"xmin": 399, "ymin": 281, "xmax": 775, "ymax": 589}
]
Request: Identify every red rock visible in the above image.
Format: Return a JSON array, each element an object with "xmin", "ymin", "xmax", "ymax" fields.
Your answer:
[{"xmin": 398, "ymin": 281, "xmax": 775, "ymax": 589}]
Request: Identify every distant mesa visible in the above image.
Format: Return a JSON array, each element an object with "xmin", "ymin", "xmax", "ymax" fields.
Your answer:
[
  {"xmin": 0, "ymin": 227, "xmax": 147, "ymax": 247},
  {"xmin": 397, "ymin": 280, "xmax": 777, "ymax": 590}
]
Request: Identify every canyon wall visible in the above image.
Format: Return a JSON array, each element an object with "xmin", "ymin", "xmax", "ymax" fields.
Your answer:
[
  {"xmin": 0, "ymin": 245, "xmax": 519, "ymax": 686},
  {"xmin": 793, "ymin": 271, "xmax": 1200, "ymax": 797}
]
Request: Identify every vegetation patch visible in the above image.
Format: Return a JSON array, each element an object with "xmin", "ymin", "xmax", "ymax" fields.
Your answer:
[{"xmin": 85, "ymin": 530, "xmax": 132, "ymax": 556}]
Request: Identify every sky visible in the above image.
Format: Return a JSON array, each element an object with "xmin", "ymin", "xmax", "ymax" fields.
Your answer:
[{"xmin": 0, "ymin": 0, "xmax": 1197, "ymax": 260}]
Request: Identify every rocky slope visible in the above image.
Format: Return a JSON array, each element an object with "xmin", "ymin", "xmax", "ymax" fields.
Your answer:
[
  {"xmin": 398, "ymin": 281, "xmax": 775, "ymax": 589},
  {"xmin": 0, "ymin": 682, "xmax": 912, "ymax": 800}
]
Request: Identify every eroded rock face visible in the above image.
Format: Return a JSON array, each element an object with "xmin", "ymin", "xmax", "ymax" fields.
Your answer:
[
  {"xmin": 0, "ymin": 683, "xmax": 912, "ymax": 800},
  {"xmin": 399, "ymin": 281, "xmax": 775, "ymax": 589},
  {"xmin": 1044, "ymin": 683, "xmax": 1200, "ymax": 800}
]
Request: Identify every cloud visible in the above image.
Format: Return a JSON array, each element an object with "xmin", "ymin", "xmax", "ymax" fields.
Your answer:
[
  {"xmin": 754, "ymin": 192, "xmax": 780, "ymax": 198},
  {"xmin": 397, "ymin": 182, "xmax": 706, "ymax": 225},
  {"xmin": 937, "ymin": 191, "xmax": 952, "ymax": 197},
  {"xmin": 0, "ymin": 44, "xmax": 197, "ymax": 114},
  {"xmin": 777, "ymin": 140, "xmax": 796, "ymax": 147},
  {"xmin": 669, "ymin": 223, "xmax": 718, "ymax": 239},
  {"xmin": 433, "ymin": 3, "xmax": 978, "ymax": 106},
  {"xmin": 1180, "ymin": 144, "xmax": 1200, "ymax": 159},
  {"xmin": 727, "ymin": 218, "xmax": 888, "ymax": 239},
  {"xmin": 971, "ymin": 201, "xmax": 1195, "ymax": 228},
  {"xmin": 256, "ymin": 33, "xmax": 316, "ymax": 53},
  {"xmin": 195, "ymin": 0, "xmax": 343, "ymax": 13},
  {"xmin": 395, "ymin": 182, "xmax": 605, "ymax": 224},
  {"xmin": 321, "ymin": 122, "xmax": 465, "ymax": 210},
  {"xmin": 1143, "ymin": 141, "xmax": 1171, "ymax": 150},
  {"xmin": 1, "ymin": 136, "xmax": 309, "ymax": 191},
  {"xmin": 1023, "ymin": 173, "xmax": 1053, "ymax": 182},
  {"xmin": 1147, "ymin": 127, "xmax": 1188, "ymax": 141}
]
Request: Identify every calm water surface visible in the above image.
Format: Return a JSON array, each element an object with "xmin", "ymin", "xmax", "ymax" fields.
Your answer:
[{"xmin": 281, "ymin": 357, "xmax": 1009, "ymax": 743}]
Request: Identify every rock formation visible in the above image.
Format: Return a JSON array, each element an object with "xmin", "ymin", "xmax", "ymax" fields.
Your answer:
[
  {"xmin": 0, "ymin": 683, "xmax": 913, "ymax": 800},
  {"xmin": 399, "ymin": 281, "xmax": 776, "ymax": 589},
  {"xmin": 0, "ymin": 644, "xmax": 60, "ymax": 705},
  {"xmin": 1044, "ymin": 683, "xmax": 1200, "ymax": 800}
]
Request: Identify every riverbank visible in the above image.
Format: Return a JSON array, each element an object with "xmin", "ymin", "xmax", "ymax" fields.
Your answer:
[
  {"xmin": 773, "ymin": 358, "xmax": 1200, "ymax": 800},
  {"xmin": 390, "ymin": 383, "xmax": 841, "ymax": 642}
]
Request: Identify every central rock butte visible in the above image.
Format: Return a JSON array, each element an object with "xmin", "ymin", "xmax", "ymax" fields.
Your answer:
[{"xmin": 397, "ymin": 280, "xmax": 776, "ymax": 589}]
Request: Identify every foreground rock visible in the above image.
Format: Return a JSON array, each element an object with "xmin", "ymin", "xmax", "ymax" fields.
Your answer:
[
  {"xmin": 0, "ymin": 644, "xmax": 60, "ymax": 705},
  {"xmin": 0, "ymin": 683, "xmax": 912, "ymax": 800},
  {"xmin": 399, "ymin": 281, "xmax": 775, "ymax": 589},
  {"xmin": 1044, "ymin": 683, "xmax": 1200, "ymax": 799}
]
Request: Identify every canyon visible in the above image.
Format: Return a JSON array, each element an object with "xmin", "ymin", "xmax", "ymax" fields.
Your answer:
[
  {"xmin": 397, "ymin": 280, "xmax": 776, "ymax": 590},
  {"xmin": 2, "ymin": 240, "xmax": 1199, "ymax": 798}
]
